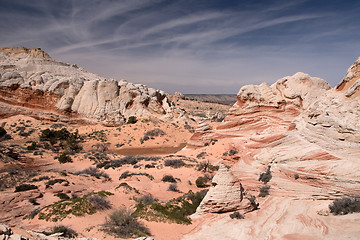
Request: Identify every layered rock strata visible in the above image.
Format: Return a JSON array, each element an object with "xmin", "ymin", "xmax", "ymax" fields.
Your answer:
[{"xmin": 0, "ymin": 47, "xmax": 175, "ymax": 125}]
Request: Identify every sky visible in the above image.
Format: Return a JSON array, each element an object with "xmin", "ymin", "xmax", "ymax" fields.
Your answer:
[{"xmin": 0, "ymin": 0, "xmax": 360, "ymax": 93}]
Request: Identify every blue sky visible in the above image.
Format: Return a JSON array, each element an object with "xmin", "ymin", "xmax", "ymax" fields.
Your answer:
[{"xmin": 1, "ymin": 0, "xmax": 360, "ymax": 93}]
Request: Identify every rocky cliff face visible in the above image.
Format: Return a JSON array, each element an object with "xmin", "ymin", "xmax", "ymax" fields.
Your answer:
[
  {"xmin": 0, "ymin": 47, "xmax": 175, "ymax": 125},
  {"xmin": 185, "ymin": 62, "xmax": 360, "ymax": 239}
]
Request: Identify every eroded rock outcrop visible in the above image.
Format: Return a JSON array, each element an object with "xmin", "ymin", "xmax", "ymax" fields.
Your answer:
[
  {"xmin": 0, "ymin": 47, "xmax": 176, "ymax": 125},
  {"xmin": 196, "ymin": 164, "xmax": 257, "ymax": 214}
]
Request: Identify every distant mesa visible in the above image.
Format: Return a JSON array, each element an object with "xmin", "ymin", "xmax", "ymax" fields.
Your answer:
[{"xmin": 0, "ymin": 47, "xmax": 181, "ymax": 125}]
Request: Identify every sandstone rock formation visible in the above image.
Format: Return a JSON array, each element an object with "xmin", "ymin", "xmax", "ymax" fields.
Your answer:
[
  {"xmin": 196, "ymin": 164, "xmax": 256, "ymax": 214},
  {"xmin": 184, "ymin": 63, "xmax": 360, "ymax": 239},
  {"xmin": 0, "ymin": 47, "xmax": 176, "ymax": 125}
]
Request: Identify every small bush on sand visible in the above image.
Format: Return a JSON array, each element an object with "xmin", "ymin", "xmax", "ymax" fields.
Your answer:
[
  {"xmin": 58, "ymin": 152, "xmax": 72, "ymax": 164},
  {"xmin": 15, "ymin": 184, "xmax": 38, "ymax": 192},
  {"xmin": 161, "ymin": 175, "xmax": 177, "ymax": 183},
  {"xmin": 136, "ymin": 194, "xmax": 158, "ymax": 205},
  {"xmin": 27, "ymin": 207, "xmax": 41, "ymax": 219},
  {"xmin": 258, "ymin": 185, "xmax": 270, "ymax": 198},
  {"xmin": 230, "ymin": 211, "xmax": 245, "ymax": 219},
  {"xmin": 102, "ymin": 208, "xmax": 150, "ymax": 238},
  {"xmin": 75, "ymin": 167, "xmax": 109, "ymax": 179},
  {"xmin": 55, "ymin": 193, "xmax": 70, "ymax": 200},
  {"xmin": 195, "ymin": 176, "xmax": 209, "ymax": 188},
  {"xmin": 197, "ymin": 161, "xmax": 218, "ymax": 172},
  {"xmin": 49, "ymin": 225, "xmax": 78, "ymax": 238},
  {"xmin": 87, "ymin": 195, "xmax": 112, "ymax": 210},
  {"xmin": 259, "ymin": 166, "xmax": 272, "ymax": 184},
  {"xmin": 167, "ymin": 183, "xmax": 179, "ymax": 192},
  {"xmin": 164, "ymin": 159, "xmax": 185, "ymax": 168},
  {"xmin": 127, "ymin": 116, "xmax": 137, "ymax": 124},
  {"xmin": 329, "ymin": 196, "xmax": 360, "ymax": 215}
]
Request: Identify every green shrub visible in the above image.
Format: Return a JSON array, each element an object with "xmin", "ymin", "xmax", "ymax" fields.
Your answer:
[
  {"xmin": 127, "ymin": 116, "xmax": 137, "ymax": 124},
  {"xmin": 258, "ymin": 185, "xmax": 270, "ymax": 197},
  {"xmin": 15, "ymin": 184, "xmax": 38, "ymax": 192},
  {"xmin": 75, "ymin": 167, "xmax": 109, "ymax": 179},
  {"xmin": 230, "ymin": 211, "xmax": 245, "ymax": 219},
  {"xmin": 87, "ymin": 195, "xmax": 111, "ymax": 210},
  {"xmin": 195, "ymin": 176, "xmax": 209, "ymax": 188},
  {"xmin": 329, "ymin": 196, "xmax": 360, "ymax": 215},
  {"xmin": 136, "ymin": 194, "xmax": 158, "ymax": 205},
  {"xmin": 55, "ymin": 193, "xmax": 70, "ymax": 200},
  {"xmin": 46, "ymin": 179, "xmax": 68, "ymax": 186},
  {"xmin": 102, "ymin": 208, "xmax": 150, "ymax": 238},
  {"xmin": 58, "ymin": 152, "xmax": 72, "ymax": 163},
  {"xmin": 119, "ymin": 171, "xmax": 154, "ymax": 180},
  {"xmin": 197, "ymin": 161, "xmax": 218, "ymax": 172},
  {"xmin": 49, "ymin": 225, "xmax": 78, "ymax": 238},
  {"xmin": 167, "ymin": 183, "xmax": 179, "ymax": 192},
  {"xmin": 259, "ymin": 166, "xmax": 272, "ymax": 184},
  {"xmin": 161, "ymin": 175, "xmax": 177, "ymax": 183},
  {"xmin": 134, "ymin": 190, "xmax": 208, "ymax": 225},
  {"xmin": 164, "ymin": 159, "xmax": 185, "ymax": 168},
  {"xmin": 115, "ymin": 183, "xmax": 140, "ymax": 194}
]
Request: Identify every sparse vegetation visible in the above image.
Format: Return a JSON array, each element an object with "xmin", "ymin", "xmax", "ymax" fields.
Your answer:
[
  {"xmin": 119, "ymin": 171, "xmax": 154, "ymax": 181},
  {"xmin": 230, "ymin": 211, "xmax": 245, "ymax": 219},
  {"xmin": 161, "ymin": 175, "xmax": 177, "ymax": 183},
  {"xmin": 87, "ymin": 195, "xmax": 112, "ymax": 210},
  {"xmin": 58, "ymin": 152, "xmax": 72, "ymax": 163},
  {"xmin": 97, "ymin": 155, "xmax": 161, "ymax": 169},
  {"xmin": 197, "ymin": 160, "xmax": 218, "ymax": 172},
  {"xmin": 140, "ymin": 128, "xmax": 165, "ymax": 143},
  {"xmin": 115, "ymin": 182, "xmax": 140, "ymax": 194},
  {"xmin": 55, "ymin": 192, "xmax": 70, "ymax": 200},
  {"xmin": 164, "ymin": 159, "xmax": 185, "ymax": 168},
  {"xmin": 27, "ymin": 207, "xmax": 41, "ymax": 219},
  {"xmin": 75, "ymin": 167, "xmax": 110, "ymax": 179},
  {"xmin": 38, "ymin": 191, "xmax": 113, "ymax": 222},
  {"xmin": 40, "ymin": 128, "xmax": 82, "ymax": 153},
  {"xmin": 195, "ymin": 176, "xmax": 209, "ymax": 188},
  {"xmin": 49, "ymin": 225, "xmax": 78, "ymax": 238},
  {"xmin": 329, "ymin": 196, "xmax": 360, "ymax": 215},
  {"xmin": 127, "ymin": 116, "xmax": 138, "ymax": 124},
  {"xmin": 168, "ymin": 183, "xmax": 179, "ymax": 192},
  {"xmin": 134, "ymin": 190, "xmax": 208, "ymax": 224},
  {"xmin": 0, "ymin": 127, "xmax": 7, "ymax": 138},
  {"xmin": 102, "ymin": 208, "xmax": 150, "ymax": 238},
  {"xmin": 87, "ymin": 130, "xmax": 107, "ymax": 142},
  {"xmin": 258, "ymin": 185, "xmax": 270, "ymax": 197},
  {"xmin": 136, "ymin": 194, "xmax": 158, "ymax": 205},
  {"xmin": 14, "ymin": 184, "xmax": 38, "ymax": 192},
  {"xmin": 259, "ymin": 166, "xmax": 272, "ymax": 184},
  {"xmin": 46, "ymin": 178, "xmax": 68, "ymax": 186}
]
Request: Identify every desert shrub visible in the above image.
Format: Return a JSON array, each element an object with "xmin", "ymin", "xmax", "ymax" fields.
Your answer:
[
  {"xmin": 230, "ymin": 211, "xmax": 245, "ymax": 219},
  {"xmin": 29, "ymin": 198, "xmax": 40, "ymax": 205},
  {"xmin": 102, "ymin": 208, "xmax": 150, "ymax": 238},
  {"xmin": 119, "ymin": 171, "xmax": 154, "ymax": 180},
  {"xmin": 50, "ymin": 225, "xmax": 78, "ymax": 238},
  {"xmin": 14, "ymin": 184, "xmax": 38, "ymax": 192},
  {"xmin": 46, "ymin": 178, "xmax": 68, "ymax": 186},
  {"xmin": 0, "ymin": 127, "xmax": 6, "ymax": 137},
  {"xmin": 258, "ymin": 185, "xmax": 270, "ymax": 197},
  {"xmin": 55, "ymin": 193, "xmax": 70, "ymax": 200},
  {"xmin": 115, "ymin": 183, "xmax": 140, "ymax": 194},
  {"xmin": 87, "ymin": 130, "xmax": 107, "ymax": 142},
  {"xmin": 97, "ymin": 155, "xmax": 161, "ymax": 169},
  {"xmin": 40, "ymin": 128, "xmax": 82, "ymax": 152},
  {"xmin": 197, "ymin": 161, "xmax": 218, "ymax": 172},
  {"xmin": 75, "ymin": 167, "xmax": 109, "ymax": 179},
  {"xmin": 164, "ymin": 159, "xmax": 185, "ymax": 168},
  {"xmin": 259, "ymin": 166, "xmax": 272, "ymax": 184},
  {"xmin": 196, "ymin": 152, "xmax": 206, "ymax": 159},
  {"xmin": 329, "ymin": 196, "xmax": 360, "ymax": 215},
  {"xmin": 38, "ymin": 191, "xmax": 113, "ymax": 222},
  {"xmin": 161, "ymin": 175, "xmax": 177, "ymax": 183},
  {"xmin": 140, "ymin": 128, "xmax": 165, "ymax": 143},
  {"xmin": 294, "ymin": 174, "xmax": 299, "ymax": 180},
  {"xmin": 134, "ymin": 190, "xmax": 208, "ymax": 225},
  {"xmin": 27, "ymin": 207, "xmax": 41, "ymax": 219},
  {"xmin": 87, "ymin": 195, "xmax": 112, "ymax": 210},
  {"xmin": 58, "ymin": 152, "xmax": 72, "ymax": 163},
  {"xmin": 247, "ymin": 195, "xmax": 259, "ymax": 210},
  {"xmin": 168, "ymin": 183, "xmax": 179, "ymax": 192},
  {"xmin": 145, "ymin": 164, "xmax": 155, "ymax": 169},
  {"xmin": 195, "ymin": 176, "xmax": 209, "ymax": 188},
  {"xmin": 136, "ymin": 194, "xmax": 158, "ymax": 205},
  {"xmin": 127, "ymin": 116, "xmax": 137, "ymax": 124}
]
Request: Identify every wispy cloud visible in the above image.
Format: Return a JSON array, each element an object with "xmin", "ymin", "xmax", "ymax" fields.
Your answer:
[{"xmin": 0, "ymin": 0, "xmax": 359, "ymax": 93}]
